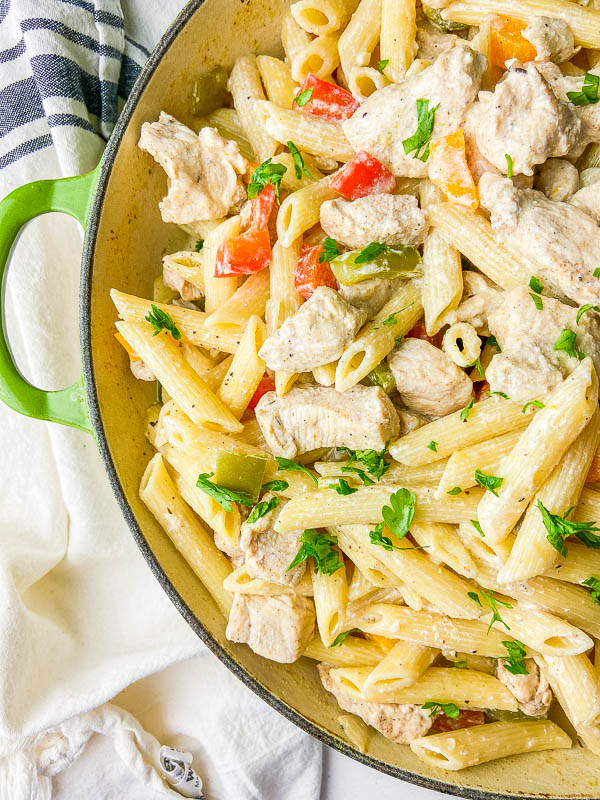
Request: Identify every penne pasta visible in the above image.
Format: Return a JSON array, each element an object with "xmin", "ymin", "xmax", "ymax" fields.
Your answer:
[
  {"xmin": 256, "ymin": 55, "xmax": 298, "ymax": 109},
  {"xmin": 228, "ymin": 55, "xmax": 277, "ymax": 161},
  {"xmin": 379, "ymin": 0, "xmax": 417, "ymax": 83},
  {"xmin": 338, "ymin": 0, "xmax": 382, "ymax": 76},
  {"xmin": 202, "ymin": 215, "xmax": 241, "ymax": 315},
  {"xmin": 276, "ymin": 178, "xmax": 338, "ymax": 248},
  {"xmin": 206, "ymin": 270, "xmax": 270, "ymax": 332},
  {"xmin": 311, "ymin": 554, "xmax": 348, "ymax": 645},
  {"xmin": 363, "ymin": 641, "xmax": 439, "ymax": 693},
  {"xmin": 421, "ymin": 229, "xmax": 463, "ymax": 337},
  {"xmin": 290, "ymin": 0, "xmax": 360, "ymax": 35},
  {"xmin": 217, "ymin": 315, "xmax": 267, "ymax": 418}
]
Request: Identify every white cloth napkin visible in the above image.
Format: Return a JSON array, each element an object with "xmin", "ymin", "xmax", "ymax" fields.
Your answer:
[{"xmin": 0, "ymin": 1, "xmax": 323, "ymax": 796}]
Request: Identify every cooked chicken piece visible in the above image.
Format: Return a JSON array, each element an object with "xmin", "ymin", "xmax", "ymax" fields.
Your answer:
[
  {"xmin": 130, "ymin": 359, "xmax": 155, "ymax": 381},
  {"xmin": 255, "ymin": 384, "xmax": 400, "ymax": 458},
  {"xmin": 496, "ymin": 658, "xmax": 552, "ymax": 717},
  {"xmin": 343, "ymin": 45, "xmax": 485, "ymax": 177},
  {"xmin": 387, "ymin": 338, "xmax": 473, "ymax": 417},
  {"xmin": 320, "ymin": 194, "xmax": 427, "ymax": 251},
  {"xmin": 239, "ymin": 494, "xmax": 305, "ymax": 586},
  {"xmin": 479, "ymin": 172, "xmax": 600, "ymax": 306},
  {"xmin": 486, "ymin": 286, "xmax": 600, "ymax": 402},
  {"xmin": 162, "ymin": 259, "xmax": 203, "ymax": 302},
  {"xmin": 259, "ymin": 287, "xmax": 366, "ymax": 373},
  {"xmin": 339, "ymin": 278, "xmax": 401, "ymax": 320},
  {"xmin": 523, "ymin": 17, "xmax": 576, "ymax": 64},
  {"xmin": 318, "ymin": 664, "xmax": 433, "ymax": 743},
  {"xmin": 463, "ymin": 105, "xmax": 534, "ymax": 188},
  {"xmin": 534, "ymin": 158, "xmax": 579, "ymax": 202},
  {"xmin": 416, "ymin": 19, "xmax": 458, "ymax": 61},
  {"xmin": 138, "ymin": 114, "xmax": 248, "ymax": 223},
  {"xmin": 570, "ymin": 182, "xmax": 600, "ymax": 225},
  {"xmin": 396, "ymin": 407, "xmax": 428, "ymax": 434},
  {"xmin": 226, "ymin": 593, "xmax": 315, "ymax": 663},
  {"xmin": 536, "ymin": 63, "xmax": 600, "ymax": 149},
  {"xmin": 472, "ymin": 62, "xmax": 581, "ymax": 177},
  {"xmin": 442, "ymin": 272, "xmax": 503, "ymax": 335}
]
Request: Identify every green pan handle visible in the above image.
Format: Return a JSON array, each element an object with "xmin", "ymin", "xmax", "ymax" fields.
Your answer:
[{"xmin": 0, "ymin": 165, "xmax": 100, "ymax": 435}]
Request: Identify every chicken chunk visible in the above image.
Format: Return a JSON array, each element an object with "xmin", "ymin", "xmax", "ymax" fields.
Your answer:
[
  {"xmin": 138, "ymin": 114, "xmax": 248, "ymax": 223},
  {"xmin": 496, "ymin": 659, "xmax": 552, "ymax": 717},
  {"xmin": 479, "ymin": 173, "xmax": 600, "ymax": 306},
  {"xmin": 387, "ymin": 338, "xmax": 473, "ymax": 417},
  {"xmin": 523, "ymin": 17, "xmax": 576, "ymax": 64},
  {"xmin": 130, "ymin": 359, "xmax": 155, "ymax": 381},
  {"xmin": 570, "ymin": 182, "xmax": 600, "ymax": 225},
  {"xmin": 534, "ymin": 158, "xmax": 579, "ymax": 202},
  {"xmin": 255, "ymin": 384, "xmax": 400, "ymax": 458},
  {"xmin": 486, "ymin": 286, "xmax": 600, "ymax": 402},
  {"xmin": 226, "ymin": 593, "xmax": 315, "ymax": 663},
  {"xmin": 339, "ymin": 278, "xmax": 401, "ymax": 319},
  {"xmin": 318, "ymin": 664, "xmax": 433, "ymax": 743},
  {"xmin": 442, "ymin": 272, "xmax": 503, "ymax": 334},
  {"xmin": 536, "ymin": 63, "xmax": 600, "ymax": 149},
  {"xmin": 472, "ymin": 62, "xmax": 581, "ymax": 177},
  {"xmin": 320, "ymin": 194, "xmax": 428, "ymax": 250},
  {"xmin": 343, "ymin": 45, "xmax": 485, "ymax": 177},
  {"xmin": 416, "ymin": 19, "xmax": 459, "ymax": 61},
  {"xmin": 259, "ymin": 287, "xmax": 366, "ymax": 373},
  {"xmin": 239, "ymin": 494, "xmax": 305, "ymax": 586}
]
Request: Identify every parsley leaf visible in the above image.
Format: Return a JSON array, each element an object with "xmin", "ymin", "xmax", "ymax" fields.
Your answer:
[
  {"xmin": 195, "ymin": 238, "xmax": 204, "ymax": 252},
  {"xmin": 369, "ymin": 522, "xmax": 398, "ymax": 551},
  {"xmin": 491, "ymin": 391, "xmax": 510, "ymax": 400},
  {"xmin": 501, "ymin": 640, "xmax": 529, "ymax": 675},
  {"xmin": 537, "ymin": 499, "xmax": 600, "ymax": 557},
  {"xmin": 341, "ymin": 465, "xmax": 374, "ymax": 486},
  {"xmin": 381, "ymin": 302, "xmax": 414, "ymax": 328},
  {"xmin": 276, "ymin": 456, "xmax": 318, "ymax": 484},
  {"xmin": 145, "ymin": 304, "xmax": 182, "ymax": 340},
  {"xmin": 287, "ymin": 529, "xmax": 343, "ymax": 575},
  {"xmin": 447, "ymin": 486, "xmax": 462, "ymax": 495},
  {"xmin": 381, "ymin": 488, "xmax": 417, "ymax": 539},
  {"xmin": 471, "ymin": 519, "xmax": 485, "ymax": 537},
  {"xmin": 330, "ymin": 628, "xmax": 362, "ymax": 647},
  {"xmin": 394, "ymin": 335, "xmax": 405, "ymax": 347},
  {"xmin": 427, "ymin": 441, "xmax": 438, "ymax": 452},
  {"xmin": 505, "ymin": 153, "xmax": 513, "ymax": 178},
  {"xmin": 554, "ymin": 328, "xmax": 585, "ymax": 359},
  {"xmin": 567, "ymin": 72, "xmax": 600, "ymax": 106},
  {"xmin": 583, "ymin": 576, "xmax": 600, "ymax": 604},
  {"xmin": 377, "ymin": 59, "xmax": 390, "ymax": 72},
  {"xmin": 320, "ymin": 237, "xmax": 339, "ymax": 263},
  {"xmin": 294, "ymin": 87, "xmax": 314, "ymax": 107},
  {"xmin": 488, "ymin": 334, "xmax": 501, "ymax": 353},
  {"xmin": 262, "ymin": 479, "xmax": 289, "ymax": 492},
  {"xmin": 196, "ymin": 472, "xmax": 253, "ymax": 512},
  {"xmin": 468, "ymin": 591, "xmax": 482, "ymax": 605},
  {"xmin": 595, "ymin": 268, "xmax": 600, "ymax": 278},
  {"xmin": 475, "ymin": 469, "xmax": 504, "ymax": 497},
  {"xmin": 402, "ymin": 98, "xmax": 439, "ymax": 162},
  {"xmin": 287, "ymin": 140, "xmax": 312, "ymax": 180},
  {"xmin": 329, "ymin": 478, "xmax": 358, "ymax": 495},
  {"xmin": 342, "ymin": 445, "xmax": 390, "ymax": 480},
  {"xmin": 247, "ymin": 496, "xmax": 280, "ymax": 524},
  {"xmin": 522, "ymin": 399, "xmax": 545, "ymax": 414},
  {"xmin": 529, "ymin": 275, "xmax": 544, "ymax": 294},
  {"xmin": 460, "ymin": 398, "xmax": 474, "ymax": 422},
  {"xmin": 247, "ymin": 158, "xmax": 287, "ymax": 203},
  {"xmin": 453, "ymin": 661, "xmax": 468, "ymax": 669},
  {"xmin": 355, "ymin": 242, "xmax": 386, "ymax": 264},
  {"xmin": 477, "ymin": 589, "xmax": 512, "ymax": 633},
  {"xmin": 530, "ymin": 292, "xmax": 543, "ymax": 310},
  {"xmin": 470, "ymin": 357, "xmax": 484, "ymax": 379},
  {"xmin": 422, "ymin": 701, "xmax": 460, "ymax": 719},
  {"xmin": 576, "ymin": 304, "xmax": 600, "ymax": 324}
]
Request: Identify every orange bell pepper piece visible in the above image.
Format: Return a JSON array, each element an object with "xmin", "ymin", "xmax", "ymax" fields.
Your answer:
[
  {"xmin": 429, "ymin": 129, "xmax": 479, "ymax": 212},
  {"xmin": 114, "ymin": 331, "xmax": 141, "ymax": 362},
  {"xmin": 489, "ymin": 15, "xmax": 537, "ymax": 70},
  {"xmin": 365, "ymin": 633, "xmax": 397, "ymax": 653}
]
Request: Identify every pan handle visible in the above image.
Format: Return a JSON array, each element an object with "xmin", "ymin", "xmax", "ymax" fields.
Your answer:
[{"xmin": 0, "ymin": 165, "xmax": 100, "ymax": 435}]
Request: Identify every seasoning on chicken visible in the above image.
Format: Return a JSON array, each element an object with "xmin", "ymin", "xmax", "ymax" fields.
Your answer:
[
  {"xmin": 342, "ymin": 45, "xmax": 485, "ymax": 177},
  {"xmin": 522, "ymin": 17, "xmax": 576, "ymax": 65},
  {"xmin": 226, "ymin": 593, "xmax": 315, "ymax": 663},
  {"xmin": 387, "ymin": 338, "xmax": 473, "ymax": 417},
  {"xmin": 259, "ymin": 287, "xmax": 366, "ymax": 373},
  {"xmin": 496, "ymin": 659, "xmax": 553, "ymax": 717},
  {"xmin": 318, "ymin": 663, "xmax": 433, "ymax": 743},
  {"xmin": 138, "ymin": 113, "xmax": 248, "ymax": 223},
  {"xmin": 320, "ymin": 194, "xmax": 428, "ymax": 250},
  {"xmin": 479, "ymin": 173, "xmax": 600, "ymax": 306},
  {"xmin": 255, "ymin": 384, "xmax": 400, "ymax": 458},
  {"xmin": 239, "ymin": 494, "xmax": 305, "ymax": 586},
  {"xmin": 486, "ymin": 286, "xmax": 600, "ymax": 402}
]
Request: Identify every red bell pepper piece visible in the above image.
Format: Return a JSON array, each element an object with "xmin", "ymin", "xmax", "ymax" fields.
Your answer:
[
  {"xmin": 294, "ymin": 74, "xmax": 360, "ymax": 123},
  {"xmin": 330, "ymin": 151, "xmax": 396, "ymax": 200},
  {"xmin": 215, "ymin": 184, "xmax": 276, "ymax": 277},
  {"xmin": 294, "ymin": 243, "xmax": 338, "ymax": 299},
  {"xmin": 431, "ymin": 709, "xmax": 485, "ymax": 734},
  {"xmin": 248, "ymin": 375, "xmax": 276, "ymax": 410},
  {"xmin": 406, "ymin": 321, "xmax": 443, "ymax": 349}
]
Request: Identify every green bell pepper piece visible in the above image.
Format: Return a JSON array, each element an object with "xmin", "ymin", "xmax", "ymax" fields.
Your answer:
[
  {"xmin": 214, "ymin": 450, "xmax": 267, "ymax": 503},
  {"xmin": 422, "ymin": 5, "xmax": 468, "ymax": 31},
  {"xmin": 191, "ymin": 66, "xmax": 229, "ymax": 116},
  {"xmin": 329, "ymin": 245, "xmax": 421, "ymax": 285},
  {"xmin": 365, "ymin": 362, "xmax": 396, "ymax": 394}
]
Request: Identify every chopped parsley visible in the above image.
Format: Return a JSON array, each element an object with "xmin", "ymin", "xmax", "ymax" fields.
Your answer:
[
  {"xmin": 355, "ymin": 242, "xmax": 386, "ymax": 264},
  {"xmin": 501, "ymin": 640, "xmax": 528, "ymax": 675},
  {"xmin": 377, "ymin": 59, "xmax": 390, "ymax": 72},
  {"xmin": 369, "ymin": 488, "xmax": 417, "ymax": 550},
  {"xmin": 247, "ymin": 158, "xmax": 287, "ymax": 203},
  {"xmin": 342, "ymin": 445, "xmax": 390, "ymax": 480},
  {"xmin": 537, "ymin": 499, "xmax": 600, "ymax": 557},
  {"xmin": 468, "ymin": 591, "xmax": 482, "ymax": 606},
  {"xmin": 145, "ymin": 304, "xmax": 181, "ymax": 340},
  {"xmin": 447, "ymin": 486, "xmax": 462, "ymax": 495},
  {"xmin": 576, "ymin": 304, "xmax": 600, "ymax": 324},
  {"xmin": 341, "ymin": 465, "xmax": 374, "ymax": 486},
  {"xmin": 529, "ymin": 292, "xmax": 543, "ymax": 310},
  {"xmin": 554, "ymin": 328, "xmax": 585, "ymax": 359},
  {"xmin": 394, "ymin": 335, "xmax": 405, "ymax": 347},
  {"xmin": 471, "ymin": 519, "xmax": 485, "ymax": 537},
  {"xmin": 470, "ymin": 357, "xmax": 484, "ymax": 379},
  {"xmin": 488, "ymin": 334, "xmax": 501, "ymax": 353},
  {"xmin": 262, "ymin": 479, "xmax": 289, "ymax": 492},
  {"xmin": 422, "ymin": 701, "xmax": 460, "ymax": 719},
  {"xmin": 453, "ymin": 661, "xmax": 468, "ymax": 669},
  {"xmin": 402, "ymin": 98, "xmax": 439, "ymax": 161},
  {"xmin": 196, "ymin": 472, "xmax": 253, "ymax": 512},
  {"xmin": 567, "ymin": 72, "xmax": 599, "ymax": 106},
  {"xmin": 491, "ymin": 391, "xmax": 510, "ymax": 400},
  {"xmin": 460, "ymin": 398, "xmax": 474, "ymax": 422},
  {"xmin": 475, "ymin": 469, "xmax": 504, "ymax": 497},
  {"xmin": 275, "ymin": 456, "xmax": 318, "ymax": 484},
  {"xmin": 287, "ymin": 140, "xmax": 312, "ymax": 180},
  {"xmin": 294, "ymin": 87, "xmax": 314, "ymax": 107},
  {"xmin": 329, "ymin": 478, "xmax": 358, "ymax": 495},
  {"xmin": 247, "ymin": 496, "xmax": 280, "ymax": 524},
  {"xmin": 287, "ymin": 529, "xmax": 343, "ymax": 575},
  {"xmin": 595, "ymin": 268, "xmax": 600, "ymax": 278},
  {"xmin": 505, "ymin": 153, "xmax": 514, "ymax": 178},
  {"xmin": 470, "ymin": 589, "xmax": 512, "ymax": 633},
  {"xmin": 194, "ymin": 238, "xmax": 204, "ymax": 252},
  {"xmin": 529, "ymin": 275, "xmax": 544, "ymax": 294},
  {"xmin": 522, "ymin": 399, "xmax": 545, "ymax": 414},
  {"xmin": 583, "ymin": 576, "xmax": 600, "ymax": 604},
  {"xmin": 320, "ymin": 237, "xmax": 340, "ymax": 263},
  {"xmin": 381, "ymin": 302, "xmax": 414, "ymax": 327},
  {"xmin": 330, "ymin": 628, "xmax": 362, "ymax": 647},
  {"xmin": 427, "ymin": 441, "xmax": 438, "ymax": 452}
]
